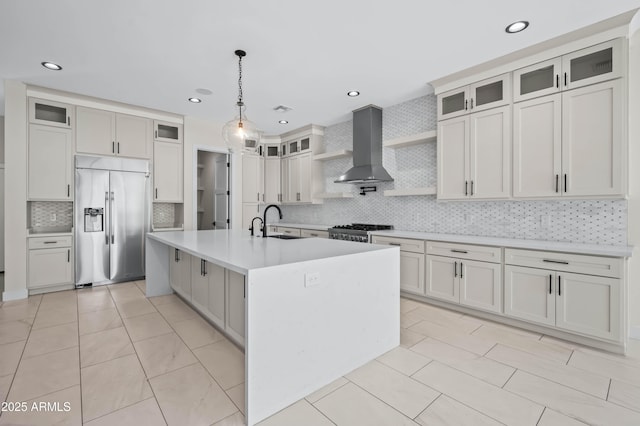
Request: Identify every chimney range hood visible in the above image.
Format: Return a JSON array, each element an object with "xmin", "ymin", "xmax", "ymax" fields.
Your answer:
[{"xmin": 334, "ymin": 105, "xmax": 394, "ymax": 184}]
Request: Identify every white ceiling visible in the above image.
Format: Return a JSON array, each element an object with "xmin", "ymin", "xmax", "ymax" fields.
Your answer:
[{"xmin": 1, "ymin": 1, "xmax": 639, "ymax": 135}]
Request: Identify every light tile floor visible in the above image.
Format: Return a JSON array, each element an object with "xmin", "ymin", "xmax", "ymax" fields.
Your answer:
[{"xmin": 1, "ymin": 284, "xmax": 640, "ymax": 425}]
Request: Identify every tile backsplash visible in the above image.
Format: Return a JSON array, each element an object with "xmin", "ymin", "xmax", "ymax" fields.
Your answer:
[
  {"xmin": 277, "ymin": 94, "xmax": 627, "ymax": 246},
  {"xmin": 153, "ymin": 203, "xmax": 177, "ymax": 228},
  {"xmin": 29, "ymin": 201, "xmax": 73, "ymax": 232}
]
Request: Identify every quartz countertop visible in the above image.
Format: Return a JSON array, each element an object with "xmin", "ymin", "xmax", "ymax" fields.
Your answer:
[
  {"xmin": 369, "ymin": 230, "xmax": 633, "ymax": 258},
  {"xmin": 147, "ymin": 229, "xmax": 396, "ymax": 274},
  {"xmin": 269, "ymin": 223, "xmax": 332, "ymax": 231}
]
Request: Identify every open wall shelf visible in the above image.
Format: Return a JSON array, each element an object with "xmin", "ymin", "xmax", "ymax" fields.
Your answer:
[
  {"xmin": 314, "ymin": 192, "xmax": 354, "ymax": 199},
  {"xmin": 383, "ymin": 187, "xmax": 436, "ymax": 197},
  {"xmin": 313, "ymin": 150, "xmax": 352, "ymax": 161},
  {"xmin": 383, "ymin": 130, "xmax": 436, "ymax": 149}
]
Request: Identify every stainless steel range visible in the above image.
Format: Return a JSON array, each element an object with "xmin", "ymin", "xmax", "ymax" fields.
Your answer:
[{"xmin": 328, "ymin": 224, "xmax": 393, "ymax": 243}]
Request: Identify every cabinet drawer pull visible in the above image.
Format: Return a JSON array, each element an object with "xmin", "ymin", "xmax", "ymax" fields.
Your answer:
[
  {"xmin": 451, "ymin": 249, "xmax": 468, "ymax": 254},
  {"xmin": 543, "ymin": 259, "xmax": 568, "ymax": 265},
  {"xmin": 43, "ymin": 241, "xmax": 56, "ymax": 244},
  {"xmin": 558, "ymin": 275, "xmax": 562, "ymax": 296},
  {"xmin": 454, "ymin": 261, "xmax": 458, "ymax": 278},
  {"xmin": 388, "ymin": 243, "xmax": 401, "ymax": 246},
  {"xmin": 460, "ymin": 262, "xmax": 464, "ymax": 278},
  {"xmin": 549, "ymin": 274, "xmax": 552, "ymax": 294},
  {"xmin": 555, "ymin": 174, "xmax": 559, "ymax": 193},
  {"xmin": 309, "ymin": 233, "xmax": 318, "ymax": 237}
]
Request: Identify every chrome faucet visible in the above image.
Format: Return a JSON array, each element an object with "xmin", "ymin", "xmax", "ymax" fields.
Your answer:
[
  {"xmin": 262, "ymin": 204, "xmax": 283, "ymax": 237},
  {"xmin": 249, "ymin": 217, "xmax": 263, "ymax": 236}
]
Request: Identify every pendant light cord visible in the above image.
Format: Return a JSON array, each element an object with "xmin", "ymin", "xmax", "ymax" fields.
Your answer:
[{"xmin": 237, "ymin": 53, "xmax": 244, "ymax": 126}]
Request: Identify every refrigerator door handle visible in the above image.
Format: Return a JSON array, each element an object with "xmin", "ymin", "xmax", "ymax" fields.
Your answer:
[
  {"xmin": 110, "ymin": 191, "xmax": 115, "ymax": 244},
  {"xmin": 105, "ymin": 192, "xmax": 110, "ymax": 245}
]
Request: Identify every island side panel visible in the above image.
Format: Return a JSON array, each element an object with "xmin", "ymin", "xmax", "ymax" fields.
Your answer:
[
  {"xmin": 145, "ymin": 236, "xmax": 173, "ymax": 297},
  {"xmin": 244, "ymin": 247, "xmax": 400, "ymax": 425}
]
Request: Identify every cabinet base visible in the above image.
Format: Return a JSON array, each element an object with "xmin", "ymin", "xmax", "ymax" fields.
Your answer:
[{"xmin": 402, "ymin": 291, "xmax": 627, "ymax": 354}]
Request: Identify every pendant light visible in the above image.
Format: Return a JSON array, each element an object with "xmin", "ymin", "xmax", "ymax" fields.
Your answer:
[{"xmin": 222, "ymin": 49, "xmax": 261, "ymax": 154}]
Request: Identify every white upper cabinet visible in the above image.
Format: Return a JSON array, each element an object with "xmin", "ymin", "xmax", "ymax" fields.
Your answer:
[
  {"xmin": 513, "ymin": 94, "xmax": 563, "ymax": 197},
  {"xmin": 76, "ymin": 107, "xmax": 152, "ymax": 159},
  {"xmin": 437, "ymin": 74, "xmax": 510, "ymax": 120},
  {"xmin": 29, "ymin": 98, "xmax": 74, "ymax": 129},
  {"xmin": 513, "ymin": 39, "xmax": 622, "ymax": 102},
  {"xmin": 561, "ymin": 79, "xmax": 623, "ymax": 197},
  {"xmin": 513, "ymin": 58, "xmax": 562, "ymax": 103},
  {"xmin": 153, "ymin": 141, "xmax": 183, "ymax": 202},
  {"xmin": 264, "ymin": 157, "xmax": 281, "ymax": 204},
  {"xmin": 514, "ymin": 80, "xmax": 623, "ymax": 198},
  {"xmin": 28, "ymin": 124, "xmax": 73, "ymax": 200},
  {"xmin": 154, "ymin": 121, "xmax": 183, "ymax": 144},
  {"xmin": 242, "ymin": 154, "xmax": 264, "ymax": 203},
  {"xmin": 438, "ymin": 105, "xmax": 510, "ymax": 200}
]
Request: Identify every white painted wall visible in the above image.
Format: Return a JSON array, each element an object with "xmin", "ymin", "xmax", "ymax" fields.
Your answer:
[
  {"xmin": 626, "ymin": 13, "xmax": 640, "ymax": 339},
  {"xmin": 3, "ymin": 81, "xmax": 27, "ymax": 300},
  {"xmin": 183, "ymin": 116, "xmax": 242, "ymax": 230},
  {"xmin": 0, "ymin": 116, "xmax": 5, "ymax": 163}
]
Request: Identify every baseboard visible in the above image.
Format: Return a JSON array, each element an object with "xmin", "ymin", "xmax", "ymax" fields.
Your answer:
[
  {"xmin": 630, "ymin": 325, "xmax": 640, "ymax": 340},
  {"xmin": 2, "ymin": 288, "xmax": 29, "ymax": 302}
]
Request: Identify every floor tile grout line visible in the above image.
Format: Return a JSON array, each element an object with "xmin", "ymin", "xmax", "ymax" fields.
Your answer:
[
  {"xmin": 411, "ymin": 391, "xmax": 442, "ymax": 421},
  {"xmin": 606, "ymin": 396, "xmax": 640, "ymax": 414},
  {"xmin": 305, "ymin": 378, "xmax": 351, "ymax": 405},
  {"xmin": 606, "ymin": 378, "xmax": 612, "ymax": 400},
  {"xmin": 4, "ymin": 292, "xmax": 44, "ymax": 404},
  {"xmin": 535, "ymin": 406, "xmax": 547, "ymax": 425},
  {"xmin": 566, "ymin": 349, "xmax": 575, "ymax": 365},
  {"xmin": 73, "ymin": 288, "xmax": 85, "ymax": 425}
]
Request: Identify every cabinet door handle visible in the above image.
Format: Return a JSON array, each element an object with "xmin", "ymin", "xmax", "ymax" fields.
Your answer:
[
  {"xmin": 112, "ymin": 141, "xmax": 115, "ymax": 153},
  {"xmin": 155, "ymin": 130, "xmax": 158, "ymax": 139},
  {"xmin": 549, "ymin": 274, "xmax": 552, "ymax": 294},
  {"xmin": 262, "ymin": 193, "xmax": 265, "ymax": 202},
  {"xmin": 454, "ymin": 261, "xmax": 458, "ymax": 278},
  {"xmin": 67, "ymin": 249, "xmax": 70, "ymax": 262},
  {"xmin": 465, "ymin": 100, "xmax": 468, "ymax": 111},
  {"xmin": 558, "ymin": 275, "xmax": 561, "ymax": 296},
  {"xmin": 556, "ymin": 74, "xmax": 559, "ymax": 88},
  {"xmin": 257, "ymin": 192, "xmax": 260, "ymax": 201},
  {"xmin": 155, "ymin": 188, "xmax": 158, "ymax": 199},
  {"xmin": 117, "ymin": 142, "xmax": 120, "ymax": 154},
  {"xmin": 451, "ymin": 249, "xmax": 468, "ymax": 254},
  {"xmin": 465, "ymin": 181, "xmax": 468, "ymax": 196},
  {"xmin": 460, "ymin": 262, "xmax": 464, "ymax": 278},
  {"xmin": 203, "ymin": 261, "xmax": 207, "ymax": 276},
  {"xmin": 470, "ymin": 180, "xmax": 474, "ymax": 196},
  {"xmin": 175, "ymin": 248, "xmax": 179, "ymax": 262},
  {"xmin": 564, "ymin": 72, "xmax": 568, "ymax": 87},
  {"xmin": 67, "ymin": 184, "xmax": 70, "ymax": 197},
  {"xmin": 555, "ymin": 174, "xmax": 559, "ymax": 193},
  {"xmin": 67, "ymin": 116, "xmax": 70, "ymax": 126},
  {"xmin": 564, "ymin": 174, "xmax": 567, "ymax": 193},
  {"xmin": 543, "ymin": 259, "xmax": 569, "ymax": 265},
  {"xmin": 470, "ymin": 98, "xmax": 474, "ymax": 109}
]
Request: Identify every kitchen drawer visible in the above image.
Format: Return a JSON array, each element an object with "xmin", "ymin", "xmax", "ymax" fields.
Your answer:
[
  {"xmin": 300, "ymin": 229, "xmax": 329, "ymax": 238},
  {"xmin": 504, "ymin": 248, "xmax": 622, "ymax": 278},
  {"xmin": 426, "ymin": 241, "xmax": 502, "ymax": 263},
  {"xmin": 277, "ymin": 227, "xmax": 301, "ymax": 237},
  {"xmin": 371, "ymin": 236, "xmax": 425, "ymax": 254},
  {"xmin": 28, "ymin": 236, "xmax": 72, "ymax": 249}
]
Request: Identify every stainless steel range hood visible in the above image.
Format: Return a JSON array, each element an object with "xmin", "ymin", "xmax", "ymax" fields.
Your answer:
[{"xmin": 334, "ymin": 105, "xmax": 394, "ymax": 184}]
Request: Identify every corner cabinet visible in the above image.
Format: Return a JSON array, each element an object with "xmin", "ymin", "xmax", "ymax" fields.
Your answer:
[
  {"xmin": 76, "ymin": 107, "xmax": 152, "ymax": 159},
  {"xmin": 437, "ymin": 105, "xmax": 511, "ymax": 200},
  {"xmin": 28, "ymin": 124, "xmax": 73, "ymax": 200}
]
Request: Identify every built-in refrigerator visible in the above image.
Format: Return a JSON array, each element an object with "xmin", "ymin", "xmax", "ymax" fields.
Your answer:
[{"xmin": 75, "ymin": 155, "xmax": 150, "ymax": 287}]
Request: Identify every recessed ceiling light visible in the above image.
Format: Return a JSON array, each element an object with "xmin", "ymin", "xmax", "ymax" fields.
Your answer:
[
  {"xmin": 188, "ymin": 97, "xmax": 202, "ymax": 103},
  {"xmin": 195, "ymin": 88, "xmax": 213, "ymax": 95},
  {"xmin": 41, "ymin": 61, "xmax": 62, "ymax": 71},
  {"xmin": 278, "ymin": 120, "xmax": 288, "ymax": 124},
  {"xmin": 347, "ymin": 91, "xmax": 360, "ymax": 97},
  {"xmin": 505, "ymin": 21, "xmax": 529, "ymax": 33}
]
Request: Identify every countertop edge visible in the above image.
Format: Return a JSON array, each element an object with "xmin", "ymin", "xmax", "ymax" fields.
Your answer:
[{"xmin": 369, "ymin": 230, "xmax": 633, "ymax": 258}]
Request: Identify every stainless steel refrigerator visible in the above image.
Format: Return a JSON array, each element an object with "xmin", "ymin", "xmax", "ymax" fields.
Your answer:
[{"xmin": 75, "ymin": 155, "xmax": 150, "ymax": 287}]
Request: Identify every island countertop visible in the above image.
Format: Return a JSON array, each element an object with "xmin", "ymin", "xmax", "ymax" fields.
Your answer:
[{"xmin": 147, "ymin": 229, "xmax": 396, "ymax": 274}]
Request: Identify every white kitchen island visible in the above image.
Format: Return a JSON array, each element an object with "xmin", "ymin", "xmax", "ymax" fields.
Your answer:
[{"xmin": 146, "ymin": 230, "xmax": 400, "ymax": 425}]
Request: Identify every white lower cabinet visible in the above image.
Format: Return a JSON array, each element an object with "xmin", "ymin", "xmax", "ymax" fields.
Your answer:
[
  {"xmin": 169, "ymin": 248, "xmax": 191, "ymax": 299},
  {"xmin": 371, "ymin": 236, "xmax": 426, "ymax": 295},
  {"xmin": 207, "ymin": 263, "xmax": 226, "ymax": 329},
  {"xmin": 300, "ymin": 229, "xmax": 329, "ymax": 238},
  {"xmin": 190, "ymin": 257, "xmax": 209, "ymax": 313},
  {"xmin": 225, "ymin": 270, "xmax": 246, "ymax": 345},
  {"xmin": 505, "ymin": 248, "xmax": 621, "ymax": 342},
  {"xmin": 426, "ymin": 255, "xmax": 502, "ymax": 313},
  {"xmin": 28, "ymin": 237, "xmax": 73, "ymax": 290}
]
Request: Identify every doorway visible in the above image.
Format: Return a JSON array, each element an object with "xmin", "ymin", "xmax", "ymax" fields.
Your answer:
[{"xmin": 196, "ymin": 149, "xmax": 229, "ymax": 230}]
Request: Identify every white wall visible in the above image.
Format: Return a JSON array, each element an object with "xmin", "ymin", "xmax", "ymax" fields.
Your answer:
[
  {"xmin": 626, "ymin": 14, "xmax": 640, "ymax": 339},
  {"xmin": 183, "ymin": 116, "xmax": 241, "ymax": 230},
  {"xmin": 3, "ymin": 81, "xmax": 27, "ymax": 300},
  {"xmin": 0, "ymin": 116, "xmax": 5, "ymax": 164}
]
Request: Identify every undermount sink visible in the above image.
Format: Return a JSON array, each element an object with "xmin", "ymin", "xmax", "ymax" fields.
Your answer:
[{"xmin": 267, "ymin": 234, "xmax": 303, "ymax": 240}]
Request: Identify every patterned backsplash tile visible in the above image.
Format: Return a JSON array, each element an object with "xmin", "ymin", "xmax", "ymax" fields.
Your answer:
[
  {"xmin": 30, "ymin": 201, "xmax": 73, "ymax": 232},
  {"xmin": 153, "ymin": 203, "xmax": 177, "ymax": 228},
  {"xmin": 275, "ymin": 94, "xmax": 627, "ymax": 246}
]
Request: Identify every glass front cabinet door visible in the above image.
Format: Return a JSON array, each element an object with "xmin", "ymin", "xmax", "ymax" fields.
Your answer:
[
  {"xmin": 562, "ymin": 39, "xmax": 622, "ymax": 90},
  {"xmin": 438, "ymin": 74, "xmax": 510, "ymax": 120},
  {"xmin": 513, "ymin": 58, "xmax": 562, "ymax": 103}
]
